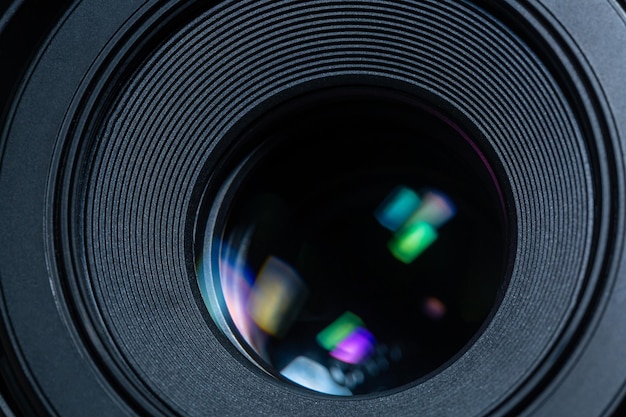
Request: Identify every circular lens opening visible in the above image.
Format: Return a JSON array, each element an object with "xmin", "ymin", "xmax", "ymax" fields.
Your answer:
[{"xmin": 197, "ymin": 86, "xmax": 508, "ymax": 396}]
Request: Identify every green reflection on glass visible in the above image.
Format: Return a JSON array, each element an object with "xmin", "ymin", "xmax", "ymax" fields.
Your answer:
[
  {"xmin": 316, "ymin": 311, "xmax": 364, "ymax": 351},
  {"xmin": 388, "ymin": 221, "xmax": 438, "ymax": 264}
]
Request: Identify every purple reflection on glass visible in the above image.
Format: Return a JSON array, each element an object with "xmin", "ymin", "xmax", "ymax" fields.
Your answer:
[
  {"xmin": 330, "ymin": 327, "xmax": 376, "ymax": 365},
  {"xmin": 220, "ymin": 253, "xmax": 256, "ymax": 345}
]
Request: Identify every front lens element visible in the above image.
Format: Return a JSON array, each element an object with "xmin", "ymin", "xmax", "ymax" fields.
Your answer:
[{"xmin": 198, "ymin": 87, "xmax": 508, "ymax": 396}]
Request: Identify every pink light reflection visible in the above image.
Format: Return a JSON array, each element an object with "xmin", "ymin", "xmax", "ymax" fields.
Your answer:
[
  {"xmin": 330, "ymin": 327, "xmax": 376, "ymax": 365},
  {"xmin": 220, "ymin": 254, "xmax": 268, "ymax": 357},
  {"xmin": 405, "ymin": 190, "xmax": 456, "ymax": 229},
  {"xmin": 423, "ymin": 296, "xmax": 447, "ymax": 320}
]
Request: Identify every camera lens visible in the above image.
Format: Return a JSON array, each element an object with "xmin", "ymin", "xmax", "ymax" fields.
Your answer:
[
  {"xmin": 197, "ymin": 86, "xmax": 508, "ymax": 396},
  {"xmin": 4, "ymin": 0, "xmax": 626, "ymax": 415}
]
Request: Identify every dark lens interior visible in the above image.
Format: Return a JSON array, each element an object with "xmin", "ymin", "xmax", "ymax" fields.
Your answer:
[{"xmin": 198, "ymin": 87, "xmax": 508, "ymax": 396}]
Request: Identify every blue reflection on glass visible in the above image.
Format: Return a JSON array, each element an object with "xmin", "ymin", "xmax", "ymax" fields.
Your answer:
[{"xmin": 375, "ymin": 186, "xmax": 421, "ymax": 232}]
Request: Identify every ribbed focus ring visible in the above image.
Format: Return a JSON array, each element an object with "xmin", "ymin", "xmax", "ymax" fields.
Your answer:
[{"xmin": 70, "ymin": 0, "xmax": 597, "ymax": 415}]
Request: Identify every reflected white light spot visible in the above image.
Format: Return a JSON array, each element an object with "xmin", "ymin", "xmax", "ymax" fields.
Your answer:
[{"xmin": 281, "ymin": 356, "xmax": 352, "ymax": 396}]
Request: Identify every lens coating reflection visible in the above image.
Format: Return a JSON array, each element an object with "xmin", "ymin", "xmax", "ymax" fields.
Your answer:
[{"xmin": 198, "ymin": 89, "xmax": 507, "ymax": 396}]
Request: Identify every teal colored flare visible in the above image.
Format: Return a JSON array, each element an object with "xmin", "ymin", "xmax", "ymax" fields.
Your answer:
[
  {"xmin": 316, "ymin": 311, "xmax": 364, "ymax": 351},
  {"xmin": 375, "ymin": 186, "xmax": 421, "ymax": 232},
  {"xmin": 388, "ymin": 221, "xmax": 438, "ymax": 264}
]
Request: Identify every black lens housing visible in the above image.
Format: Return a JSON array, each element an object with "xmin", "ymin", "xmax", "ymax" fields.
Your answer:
[{"xmin": 1, "ymin": 1, "xmax": 626, "ymax": 416}]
